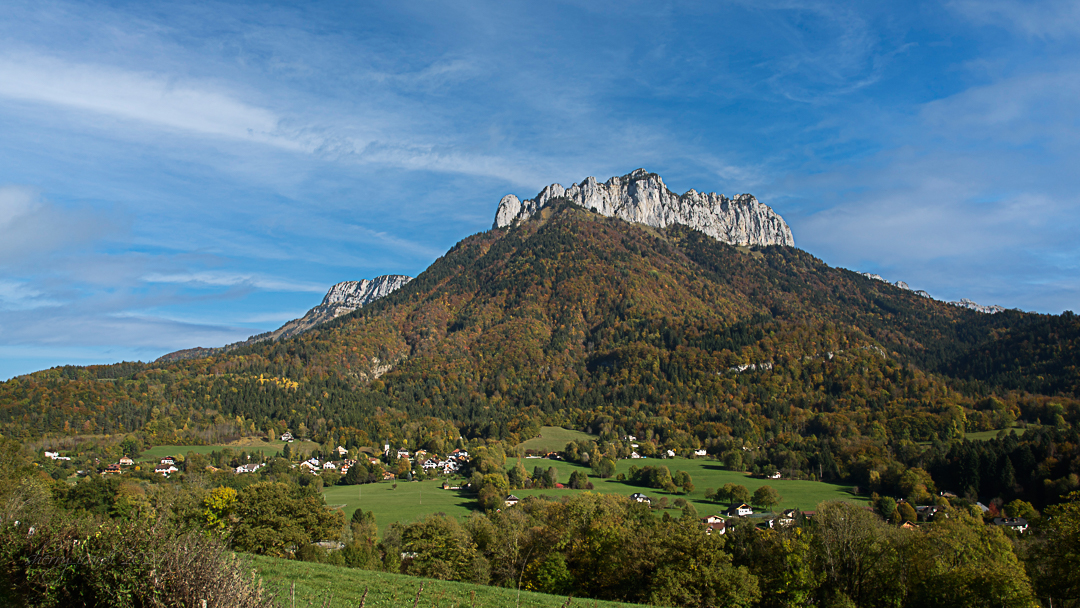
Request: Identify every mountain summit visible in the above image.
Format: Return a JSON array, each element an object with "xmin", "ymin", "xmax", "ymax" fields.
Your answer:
[{"xmin": 494, "ymin": 169, "xmax": 794, "ymax": 247}]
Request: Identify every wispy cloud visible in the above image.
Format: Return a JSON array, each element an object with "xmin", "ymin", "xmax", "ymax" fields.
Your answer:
[
  {"xmin": 0, "ymin": 53, "xmax": 309, "ymax": 151},
  {"xmin": 141, "ymin": 271, "xmax": 327, "ymax": 293},
  {"xmin": 0, "ymin": 280, "xmax": 59, "ymax": 311},
  {"xmin": 948, "ymin": 0, "xmax": 1080, "ymax": 39},
  {"xmin": 0, "ymin": 185, "xmax": 125, "ymax": 262}
]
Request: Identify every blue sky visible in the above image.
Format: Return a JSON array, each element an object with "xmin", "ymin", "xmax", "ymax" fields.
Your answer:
[{"xmin": 1, "ymin": 0, "xmax": 1078, "ymax": 379}]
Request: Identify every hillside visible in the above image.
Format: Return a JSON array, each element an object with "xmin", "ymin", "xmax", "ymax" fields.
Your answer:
[{"xmin": 2, "ymin": 199, "xmax": 1078, "ymax": 502}]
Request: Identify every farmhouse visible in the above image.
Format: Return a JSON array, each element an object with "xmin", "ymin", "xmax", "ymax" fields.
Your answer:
[
  {"xmin": 701, "ymin": 517, "xmax": 727, "ymax": 535},
  {"xmin": 726, "ymin": 503, "xmax": 753, "ymax": 517},
  {"xmin": 630, "ymin": 492, "xmax": 651, "ymax": 504}
]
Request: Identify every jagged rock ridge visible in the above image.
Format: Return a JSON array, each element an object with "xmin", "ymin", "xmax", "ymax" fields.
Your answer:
[
  {"xmin": 858, "ymin": 272, "xmax": 1006, "ymax": 314},
  {"xmin": 155, "ymin": 275, "xmax": 411, "ymax": 363},
  {"xmin": 273, "ymin": 275, "xmax": 413, "ymax": 340},
  {"xmin": 494, "ymin": 169, "xmax": 795, "ymax": 247}
]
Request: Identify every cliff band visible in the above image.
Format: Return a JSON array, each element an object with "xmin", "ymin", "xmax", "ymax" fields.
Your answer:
[{"xmin": 494, "ymin": 168, "xmax": 794, "ymax": 247}]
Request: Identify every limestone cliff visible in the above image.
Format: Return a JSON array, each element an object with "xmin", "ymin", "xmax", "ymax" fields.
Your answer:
[
  {"xmin": 155, "ymin": 275, "xmax": 411, "ymax": 363},
  {"xmin": 269, "ymin": 275, "xmax": 412, "ymax": 341},
  {"xmin": 494, "ymin": 168, "xmax": 794, "ymax": 247}
]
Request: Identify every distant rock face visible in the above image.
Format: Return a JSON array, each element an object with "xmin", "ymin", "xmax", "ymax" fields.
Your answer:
[
  {"xmin": 948, "ymin": 298, "xmax": 1006, "ymax": 315},
  {"xmin": 273, "ymin": 275, "xmax": 413, "ymax": 340},
  {"xmin": 494, "ymin": 169, "xmax": 795, "ymax": 247},
  {"xmin": 155, "ymin": 275, "xmax": 411, "ymax": 363},
  {"xmin": 859, "ymin": 272, "xmax": 932, "ymax": 299},
  {"xmin": 857, "ymin": 272, "xmax": 1006, "ymax": 314}
]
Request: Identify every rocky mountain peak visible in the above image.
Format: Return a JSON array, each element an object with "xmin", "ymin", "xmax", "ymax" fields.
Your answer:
[
  {"xmin": 155, "ymin": 274, "xmax": 411, "ymax": 363},
  {"xmin": 494, "ymin": 169, "xmax": 795, "ymax": 247}
]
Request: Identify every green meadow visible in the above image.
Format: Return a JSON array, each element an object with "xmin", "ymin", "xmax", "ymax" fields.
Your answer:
[
  {"xmin": 251, "ymin": 554, "xmax": 643, "ymax": 608},
  {"xmin": 963, "ymin": 423, "xmax": 1037, "ymax": 442},
  {"xmin": 323, "ymin": 456, "xmax": 866, "ymax": 535},
  {"xmin": 322, "ymin": 479, "xmax": 478, "ymax": 529},
  {"xmin": 516, "ymin": 426, "xmax": 597, "ymax": 453},
  {"xmin": 138, "ymin": 439, "xmax": 319, "ymax": 463}
]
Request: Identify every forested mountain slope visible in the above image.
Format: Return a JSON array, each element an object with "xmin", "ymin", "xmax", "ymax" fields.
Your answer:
[{"xmin": 2, "ymin": 201, "xmax": 1077, "ymax": 467}]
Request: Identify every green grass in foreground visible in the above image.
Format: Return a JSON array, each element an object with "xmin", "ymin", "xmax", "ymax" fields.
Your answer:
[
  {"xmin": 516, "ymin": 426, "xmax": 597, "ymax": 453},
  {"xmin": 324, "ymin": 457, "xmax": 866, "ymax": 536},
  {"xmin": 250, "ymin": 554, "xmax": 643, "ymax": 608}
]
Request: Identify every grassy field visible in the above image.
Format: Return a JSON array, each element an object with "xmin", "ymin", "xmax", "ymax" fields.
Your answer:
[
  {"xmin": 324, "ymin": 456, "xmax": 866, "ymax": 535},
  {"xmin": 323, "ymin": 479, "xmax": 478, "ymax": 529},
  {"xmin": 514, "ymin": 457, "xmax": 865, "ymax": 516},
  {"xmin": 251, "ymin": 554, "xmax": 643, "ymax": 608},
  {"xmin": 516, "ymin": 426, "xmax": 596, "ymax": 453},
  {"xmin": 138, "ymin": 439, "xmax": 319, "ymax": 462},
  {"xmin": 964, "ymin": 423, "xmax": 1038, "ymax": 442}
]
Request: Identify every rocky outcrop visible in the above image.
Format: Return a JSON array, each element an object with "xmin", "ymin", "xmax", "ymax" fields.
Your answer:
[
  {"xmin": 155, "ymin": 275, "xmax": 411, "ymax": 363},
  {"xmin": 269, "ymin": 275, "xmax": 412, "ymax": 341},
  {"xmin": 494, "ymin": 169, "xmax": 794, "ymax": 247},
  {"xmin": 948, "ymin": 298, "xmax": 1006, "ymax": 314},
  {"xmin": 859, "ymin": 272, "xmax": 932, "ymax": 299},
  {"xmin": 857, "ymin": 272, "xmax": 1007, "ymax": 314}
]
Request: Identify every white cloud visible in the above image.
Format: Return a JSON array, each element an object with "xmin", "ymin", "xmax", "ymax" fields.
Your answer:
[
  {"xmin": 0, "ymin": 53, "xmax": 310, "ymax": 152},
  {"xmin": 949, "ymin": 0, "xmax": 1080, "ymax": 39},
  {"xmin": 0, "ymin": 185, "xmax": 123, "ymax": 262},
  {"xmin": 0, "ymin": 280, "xmax": 59, "ymax": 311},
  {"xmin": 141, "ymin": 271, "xmax": 327, "ymax": 293}
]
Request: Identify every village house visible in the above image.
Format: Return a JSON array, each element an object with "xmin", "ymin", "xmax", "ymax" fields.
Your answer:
[
  {"xmin": 160, "ymin": 457, "xmax": 176, "ymax": 466},
  {"xmin": 992, "ymin": 517, "xmax": 1029, "ymax": 533},
  {"xmin": 322, "ymin": 461, "xmax": 337, "ymax": 470},
  {"xmin": 382, "ymin": 471, "xmax": 396, "ymax": 480},
  {"xmin": 504, "ymin": 495, "xmax": 520, "ymax": 507},
  {"xmin": 726, "ymin": 503, "xmax": 753, "ymax": 517},
  {"xmin": 630, "ymin": 451, "xmax": 642, "ymax": 459},
  {"xmin": 118, "ymin": 456, "xmax": 134, "ymax": 466},
  {"xmin": 916, "ymin": 505, "xmax": 944, "ymax": 522},
  {"xmin": 701, "ymin": 516, "xmax": 727, "ymax": 535},
  {"xmin": 630, "ymin": 492, "xmax": 651, "ymax": 504},
  {"xmin": 155, "ymin": 464, "xmax": 178, "ymax": 476},
  {"xmin": 44, "ymin": 451, "xmax": 72, "ymax": 461},
  {"xmin": 335, "ymin": 446, "xmax": 348, "ymax": 458},
  {"xmin": 236, "ymin": 463, "xmax": 263, "ymax": 474},
  {"xmin": 694, "ymin": 449, "xmax": 707, "ymax": 457},
  {"xmin": 775, "ymin": 509, "xmax": 798, "ymax": 527},
  {"xmin": 102, "ymin": 464, "xmax": 122, "ymax": 475},
  {"xmin": 768, "ymin": 471, "xmax": 782, "ymax": 479},
  {"xmin": 280, "ymin": 431, "xmax": 294, "ymax": 442}
]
